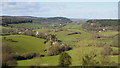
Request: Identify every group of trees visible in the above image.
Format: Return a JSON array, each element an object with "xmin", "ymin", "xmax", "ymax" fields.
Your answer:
[
  {"xmin": 1, "ymin": 16, "xmax": 32, "ymax": 26},
  {"xmin": 45, "ymin": 34, "xmax": 71, "ymax": 56},
  {"xmin": 82, "ymin": 51, "xmax": 118, "ymax": 66},
  {"xmin": 59, "ymin": 52, "xmax": 72, "ymax": 67},
  {"xmin": 82, "ymin": 54, "xmax": 97, "ymax": 66},
  {"xmin": 45, "ymin": 41, "xmax": 71, "ymax": 56},
  {"xmin": 82, "ymin": 22, "xmax": 102, "ymax": 32},
  {"xmin": 2, "ymin": 45, "xmax": 17, "ymax": 68},
  {"xmin": 83, "ymin": 19, "xmax": 119, "ymax": 31},
  {"xmin": 82, "ymin": 55, "xmax": 118, "ymax": 66}
]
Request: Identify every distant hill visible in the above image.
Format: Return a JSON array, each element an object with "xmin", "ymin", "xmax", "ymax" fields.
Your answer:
[
  {"xmin": 70, "ymin": 18, "xmax": 88, "ymax": 21},
  {"xmin": 0, "ymin": 16, "xmax": 32, "ymax": 26},
  {"xmin": 70, "ymin": 18, "xmax": 88, "ymax": 23},
  {"xmin": 87, "ymin": 19, "xmax": 118, "ymax": 26},
  {"xmin": 82, "ymin": 19, "xmax": 119, "ymax": 31},
  {"xmin": 0, "ymin": 16, "xmax": 72, "ymax": 26}
]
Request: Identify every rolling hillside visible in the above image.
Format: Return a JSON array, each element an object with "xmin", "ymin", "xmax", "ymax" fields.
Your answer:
[{"xmin": 2, "ymin": 35, "xmax": 46, "ymax": 55}]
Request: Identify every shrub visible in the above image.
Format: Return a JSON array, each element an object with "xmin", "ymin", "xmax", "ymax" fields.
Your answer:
[
  {"xmin": 45, "ymin": 41, "xmax": 71, "ymax": 56},
  {"xmin": 101, "ymin": 44, "xmax": 112, "ymax": 56},
  {"xmin": 59, "ymin": 52, "xmax": 72, "ymax": 67},
  {"xmin": 46, "ymin": 44, "xmax": 60, "ymax": 56},
  {"xmin": 60, "ymin": 44, "xmax": 71, "ymax": 51},
  {"xmin": 82, "ymin": 53, "xmax": 98, "ymax": 66}
]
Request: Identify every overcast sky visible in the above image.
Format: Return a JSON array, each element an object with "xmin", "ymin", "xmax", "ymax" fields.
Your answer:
[{"xmin": 1, "ymin": 2, "xmax": 118, "ymax": 19}]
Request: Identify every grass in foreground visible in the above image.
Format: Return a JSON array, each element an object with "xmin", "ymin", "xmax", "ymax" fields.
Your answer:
[{"xmin": 17, "ymin": 46, "xmax": 104, "ymax": 66}]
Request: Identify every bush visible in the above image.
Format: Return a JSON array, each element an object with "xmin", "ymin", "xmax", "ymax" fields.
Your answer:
[
  {"xmin": 82, "ymin": 53, "xmax": 98, "ymax": 66},
  {"xmin": 46, "ymin": 44, "xmax": 60, "ymax": 56},
  {"xmin": 59, "ymin": 52, "xmax": 72, "ymax": 67},
  {"xmin": 45, "ymin": 41, "xmax": 71, "ymax": 56},
  {"xmin": 101, "ymin": 44, "xmax": 112, "ymax": 56},
  {"xmin": 60, "ymin": 44, "xmax": 71, "ymax": 51}
]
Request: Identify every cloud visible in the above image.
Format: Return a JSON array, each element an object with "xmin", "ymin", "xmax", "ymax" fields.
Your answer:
[{"xmin": 1, "ymin": 2, "xmax": 118, "ymax": 19}]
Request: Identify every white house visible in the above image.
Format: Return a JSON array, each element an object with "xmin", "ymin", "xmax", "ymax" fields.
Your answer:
[
  {"xmin": 103, "ymin": 29, "xmax": 105, "ymax": 31},
  {"xmin": 36, "ymin": 31, "xmax": 39, "ymax": 35},
  {"xmin": 91, "ymin": 23, "xmax": 94, "ymax": 25},
  {"xmin": 98, "ymin": 31, "xmax": 102, "ymax": 32}
]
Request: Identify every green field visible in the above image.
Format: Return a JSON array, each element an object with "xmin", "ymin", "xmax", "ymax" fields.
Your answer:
[
  {"xmin": 98, "ymin": 30, "xmax": 118, "ymax": 37},
  {"xmin": 8, "ymin": 23, "xmax": 48, "ymax": 28},
  {"xmin": 17, "ymin": 55, "xmax": 60, "ymax": 66},
  {"xmin": 17, "ymin": 46, "xmax": 119, "ymax": 66},
  {"xmin": 2, "ymin": 35, "xmax": 46, "ymax": 55},
  {"xmin": 0, "ymin": 26, "xmax": 15, "ymax": 34}
]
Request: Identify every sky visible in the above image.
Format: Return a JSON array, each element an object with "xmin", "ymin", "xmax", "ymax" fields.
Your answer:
[
  {"xmin": 0, "ymin": 2, "xmax": 118, "ymax": 19},
  {"xmin": 1, "ymin": 0, "xmax": 119, "ymax": 2}
]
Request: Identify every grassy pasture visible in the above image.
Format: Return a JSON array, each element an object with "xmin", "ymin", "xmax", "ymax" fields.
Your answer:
[
  {"xmin": 35, "ymin": 28, "xmax": 58, "ymax": 33},
  {"xmin": 111, "ymin": 47, "xmax": 119, "ymax": 54},
  {"xmin": 17, "ymin": 55, "xmax": 60, "ymax": 66},
  {"xmin": 62, "ymin": 24, "xmax": 83, "ymax": 30},
  {"xmin": 2, "ymin": 35, "xmax": 46, "ymax": 55},
  {"xmin": 97, "ymin": 30, "xmax": 118, "ymax": 44},
  {"xmin": 112, "ymin": 47, "xmax": 119, "ymax": 51},
  {"xmin": 109, "ymin": 56, "xmax": 119, "ymax": 63},
  {"xmin": 98, "ymin": 30, "xmax": 118, "ymax": 37},
  {"xmin": 98, "ymin": 39, "xmax": 113, "ymax": 43},
  {"xmin": 55, "ymin": 31, "xmax": 92, "ymax": 46},
  {"xmin": 1, "ymin": 26, "xmax": 15, "ymax": 34},
  {"xmin": 8, "ymin": 23, "xmax": 48, "ymax": 28},
  {"xmin": 17, "ymin": 46, "xmax": 119, "ymax": 66}
]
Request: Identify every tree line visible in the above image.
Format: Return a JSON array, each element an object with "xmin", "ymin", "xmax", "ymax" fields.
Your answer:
[
  {"xmin": 87, "ymin": 19, "xmax": 118, "ymax": 26},
  {"xmin": 1, "ymin": 16, "xmax": 72, "ymax": 26}
]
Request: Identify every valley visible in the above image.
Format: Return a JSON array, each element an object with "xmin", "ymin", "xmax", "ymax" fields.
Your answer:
[{"xmin": 1, "ymin": 16, "xmax": 119, "ymax": 67}]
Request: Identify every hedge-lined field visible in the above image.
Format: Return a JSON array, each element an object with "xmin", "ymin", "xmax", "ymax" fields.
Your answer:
[{"xmin": 2, "ymin": 35, "xmax": 46, "ymax": 55}]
